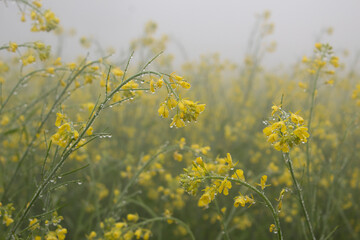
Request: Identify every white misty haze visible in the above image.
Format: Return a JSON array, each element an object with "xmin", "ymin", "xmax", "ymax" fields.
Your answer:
[{"xmin": 1, "ymin": 0, "xmax": 359, "ymax": 69}]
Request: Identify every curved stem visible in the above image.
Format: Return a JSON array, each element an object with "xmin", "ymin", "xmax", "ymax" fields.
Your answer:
[
  {"xmin": 7, "ymin": 67, "xmax": 162, "ymax": 238},
  {"xmin": 199, "ymin": 175, "xmax": 283, "ymax": 240},
  {"xmin": 284, "ymin": 152, "xmax": 316, "ymax": 240}
]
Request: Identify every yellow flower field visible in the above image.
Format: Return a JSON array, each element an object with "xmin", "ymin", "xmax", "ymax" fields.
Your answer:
[{"xmin": 0, "ymin": 2, "xmax": 359, "ymax": 240}]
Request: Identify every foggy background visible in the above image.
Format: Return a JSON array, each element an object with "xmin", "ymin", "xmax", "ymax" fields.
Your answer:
[{"xmin": 1, "ymin": 0, "xmax": 360, "ymax": 69}]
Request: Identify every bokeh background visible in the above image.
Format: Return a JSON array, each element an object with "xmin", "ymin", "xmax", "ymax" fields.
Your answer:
[{"xmin": 1, "ymin": 0, "xmax": 360, "ymax": 68}]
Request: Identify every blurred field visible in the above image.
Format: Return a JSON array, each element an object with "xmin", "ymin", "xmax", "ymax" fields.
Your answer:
[{"xmin": 0, "ymin": 3, "xmax": 360, "ymax": 240}]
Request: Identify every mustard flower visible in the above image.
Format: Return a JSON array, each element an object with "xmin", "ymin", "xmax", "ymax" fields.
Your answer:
[
  {"xmin": 8, "ymin": 42, "xmax": 18, "ymax": 52},
  {"xmin": 234, "ymin": 195, "xmax": 246, "ymax": 207},
  {"xmin": 231, "ymin": 169, "xmax": 245, "ymax": 182},
  {"xmin": 263, "ymin": 105, "xmax": 310, "ymax": 152},
  {"xmin": 127, "ymin": 213, "xmax": 139, "ymax": 222},
  {"xmin": 269, "ymin": 224, "xmax": 276, "ymax": 233},
  {"xmin": 257, "ymin": 175, "xmax": 271, "ymax": 190},
  {"xmin": 217, "ymin": 178, "xmax": 232, "ymax": 195},
  {"xmin": 198, "ymin": 192, "xmax": 212, "ymax": 207}
]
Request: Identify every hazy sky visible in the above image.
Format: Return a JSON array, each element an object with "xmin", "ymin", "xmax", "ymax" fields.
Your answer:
[{"xmin": 1, "ymin": 0, "xmax": 360, "ymax": 68}]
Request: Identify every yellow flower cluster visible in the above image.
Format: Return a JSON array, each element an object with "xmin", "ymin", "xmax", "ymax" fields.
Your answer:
[
  {"xmin": 4, "ymin": 40, "xmax": 52, "ymax": 66},
  {"xmin": 234, "ymin": 193, "xmax": 255, "ymax": 208},
  {"xmin": 181, "ymin": 153, "xmax": 254, "ymax": 210},
  {"xmin": 94, "ymin": 217, "xmax": 151, "ymax": 240},
  {"xmin": 169, "ymin": 72, "xmax": 191, "ymax": 89},
  {"xmin": 170, "ymin": 99, "xmax": 206, "ymax": 128},
  {"xmin": 157, "ymin": 73, "xmax": 205, "ymax": 128},
  {"xmin": 8, "ymin": 41, "xmax": 18, "ymax": 52},
  {"xmin": 0, "ymin": 202, "xmax": 15, "ymax": 227},
  {"xmin": 303, "ymin": 43, "xmax": 339, "ymax": 71},
  {"xmin": 121, "ymin": 80, "xmax": 139, "ymax": 98},
  {"xmin": 31, "ymin": 212, "xmax": 66, "ymax": 240},
  {"xmin": 51, "ymin": 112, "xmax": 91, "ymax": 148},
  {"xmin": 44, "ymin": 225, "xmax": 67, "ymax": 240},
  {"xmin": 25, "ymin": 4, "xmax": 60, "ymax": 32},
  {"xmin": 263, "ymin": 105, "xmax": 310, "ymax": 152},
  {"xmin": 33, "ymin": 41, "xmax": 51, "ymax": 61},
  {"xmin": 299, "ymin": 43, "xmax": 339, "ymax": 87},
  {"xmin": 149, "ymin": 76, "xmax": 163, "ymax": 93},
  {"xmin": 29, "ymin": 218, "xmax": 40, "ymax": 231}
]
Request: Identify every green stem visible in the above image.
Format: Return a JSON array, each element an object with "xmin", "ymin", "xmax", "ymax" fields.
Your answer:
[
  {"xmin": 336, "ymin": 201, "xmax": 359, "ymax": 240},
  {"xmin": 7, "ymin": 68, "xmax": 161, "ymax": 238},
  {"xmin": 0, "ymin": 68, "xmax": 45, "ymax": 115},
  {"xmin": 199, "ymin": 176, "xmax": 283, "ymax": 240},
  {"xmin": 1, "ymin": 60, "xmax": 97, "ymax": 202},
  {"xmin": 284, "ymin": 152, "xmax": 316, "ymax": 240},
  {"xmin": 214, "ymin": 198, "xmax": 231, "ymax": 240},
  {"xmin": 306, "ymin": 67, "xmax": 321, "ymax": 185}
]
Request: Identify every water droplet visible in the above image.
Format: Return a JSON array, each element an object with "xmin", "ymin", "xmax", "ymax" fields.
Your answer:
[{"xmin": 77, "ymin": 181, "xmax": 82, "ymax": 185}]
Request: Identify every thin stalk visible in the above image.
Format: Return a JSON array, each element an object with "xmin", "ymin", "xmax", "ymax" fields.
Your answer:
[
  {"xmin": 305, "ymin": 67, "xmax": 321, "ymax": 184},
  {"xmin": 216, "ymin": 205, "xmax": 241, "ymax": 240},
  {"xmin": 2, "ymin": 59, "xmax": 98, "ymax": 201},
  {"xmin": 0, "ymin": 68, "xmax": 45, "ymax": 115},
  {"xmin": 319, "ymin": 118, "xmax": 354, "ymax": 238},
  {"xmin": 214, "ymin": 198, "xmax": 231, "ymax": 240},
  {"xmin": 7, "ymin": 69, "xmax": 166, "ymax": 238},
  {"xmin": 284, "ymin": 152, "xmax": 316, "ymax": 240},
  {"xmin": 336, "ymin": 201, "xmax": 359, "ymax": 240},
  {"xmin": 121, "ymin": 51, "xmax": 134, "ymax": 83},
  {"xmin": 199, "ymin": 176, "xmax": 283, "ymax": 240},
  {"xmin": 126, "ymin": 198, "xmax": 158, "ymax": 218},
  {"xmin": 141, "ymin": 51, "xmax": 163, "ymax": 71}
]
